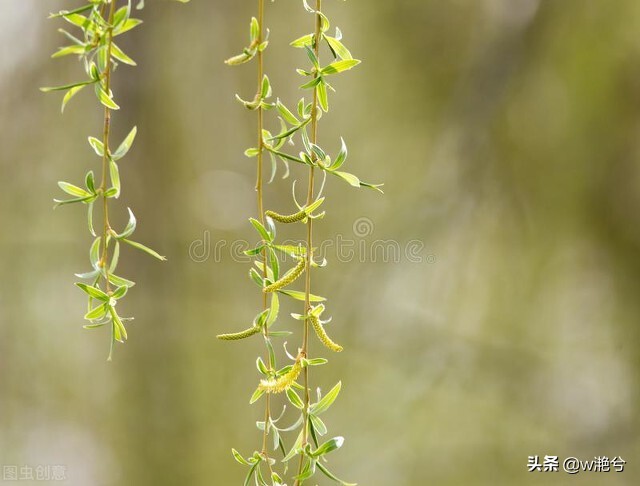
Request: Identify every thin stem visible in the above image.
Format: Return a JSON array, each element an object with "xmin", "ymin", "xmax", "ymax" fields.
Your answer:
[
  {"xmin": 295, "ymin": 1, "xmax": 322, "ymax": 483},
  {"xmin": 256, "ymin": 0, "xmax": 275, "ymax": 477},
  {"xmin": 99, "ymin": 0, "xmax": 118, "ymax": 292}
]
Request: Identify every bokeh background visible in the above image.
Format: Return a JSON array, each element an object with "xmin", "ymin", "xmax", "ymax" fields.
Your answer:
[{"xmin": 1, "ymin": 0, "xmax": 639, "ymax": 484}]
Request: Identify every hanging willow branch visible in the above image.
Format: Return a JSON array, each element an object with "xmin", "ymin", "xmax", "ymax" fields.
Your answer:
[
  {"xmin": 42, "ymin": 0, "xmax": 189, "ymax": 360},
  {"xmin": 219, "ymin": 1, "xmax": 381, "ymax": 484}
]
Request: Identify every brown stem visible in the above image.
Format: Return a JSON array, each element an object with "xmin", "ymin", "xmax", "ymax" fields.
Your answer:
[
  {"xmin": 255, "ymin": 0, "xmax": 275, "ymax": 478},
  {"xmin": 99, "ymin": 0, "xmax": 118, "ymax": 292},
  {"xmin": 294, "ymin": 1, "xmax": 322, "ymax": 483}
]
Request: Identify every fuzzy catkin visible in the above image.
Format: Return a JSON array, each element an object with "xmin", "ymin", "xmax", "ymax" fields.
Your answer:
[
  {"xmin": 263, "ymin": 258, "xmax": 305, "ymax": 293},
  {"xmin": 258, "ymin": 359, "xmax": 302, "ymax": 393},
  {"xmin": 265, "ymin": 209, "xmax": 307, "ymax": 224},
  {"xmin": 310, "ymin": 315, "xmax": 343, "ymax": 352},
  {"xmin": 217, "ymin": 325, "xmax": 261, "ymax": 341}
]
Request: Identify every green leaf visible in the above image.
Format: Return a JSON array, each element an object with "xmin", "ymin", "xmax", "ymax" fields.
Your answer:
[
  {"xmin": 53, "ymin": 195, "xmax": 96, "ymax": 208},
  {"xmin": 300, "ymin": 76, "xmax": 323, "ymax": 90},
  {"xmin": 84, "ymin": 303, "xmax": 108, "ymax": 321},
  {"xmin": 291, "ymin": 33, "xmax": 314, "ymax": 48},
  {"xmin": 282, "ymin": 430, "xmax": 304, "ymax": 463},
  {"xmin": 110, "ymin": 241, "xmax": 120, "ymax": 273},
  {"xmin": 114, "ymin": 208, "xmax": 137, "ymax": 239},
  {"xmin": 359, "ymin": 181, "xmax": 385, "ymax": 193},
  {"xmin": 276, "ymin": 99, "xmax": 300, "ymax": 125},
  {"xmin": 40, "ymin": 80, "xmax": 96, "ymax": 93},
  {"xmin": 83, "ymin": 322, "xmax": 107, "ymax": 330},
  {"xmin": 108, "ymin": 273, "xmax": 136, "ymax": 288},
  {"xmin": 265, "ymin": 148, "xmax": 307, "ymax": 166},
  {"xmin": 232, "ymin": 449, "xmax": 252, "ymax": 466},
  {"xmin": 305, "ymin": 358, "xmax": 328, "ymax": 367},
  {"xmin": 51, "ymin": 44, "xmax": 85, "ymax": 59},
  {"xmin": 249, "ymin": 268, "xmax": 264, "ymax": 287},
  {"xmin": 58, "ymin": 181, "xmax": 91, "ymax": 198},
  {"xmin": 325, "ymin": 36, "xmax": 353, "ymax": 60},
  {"xmin": 110, "ymin": 307, "xmax": 128, "ymax": 342},
  {"xmin": 112, "ymin": 126, "xmax": 137, "ymax": 160},
  {"xmin": 87, "ymin": 201, "xmax": 96, "ymax": 236},
  {"xmin": 109, "ymin": 160, "xmax": 121, "ymax": 198},
  {"xmin": 310, "ymin": 381, "xmax": 341, "ymax": 415},
  {"xmin": 88, "ymin": 137, "xmax": 105, "ymax": 157},
  {"xmin": 250, "ymin": 387, "xmax": 265, "ymax": 404},
  {"xmin": 113, "ymin": 4, "xmax": 131, "ymax": 31},
  {"xmin": 310, "ymin": 414, "xmax": 327, "ymax": 436},
  {"xmin": 249, "ymin": 218, "xmax": 272, "ymax": 243},
  {"xmin": 244, "ymin": 462, "xmax": 259, "ymax": 486},
  {"xmin": 310, "ymin": 437, "xmax": 344, "ymax": 458},
  {"xmin": 266, "ymin": 293, "xmax": 279, "ymax": 327},
  {"xmin": 90, "ymin": 236, "xmax": 102, "ymax": 270},
  {"xmin": 76, "ymin": 283, "xmax": 109, "ymax": 302},
  {"xmin": 111, "ymin": 43, "xmax": 136, "ymax": 66},
  {"xmin": 286, "ymin": 388, "xmax": 304, "ymax": 409},
  {"xmin": 61, "ymin": 13, "xmax": 89, "ymax": 28},
  {"xmin": 332, "ymin": 170, "xmax": 361, "ymax": 188},
  {"xmin": 245, "ymin": 147, "xmax": 260, "ymax": 158},
  {"xmin": 320, "ymin": 59, "xmax": 361, "ymax": 75},
  {"xmin": 49, "ymin": 4, "xmax": 93, "ymax": 19},
  {"xmin": 330, "ymin": 137, "xmax": 348, "ymax": 170},
  {"xmin": 114, "ymin": 18, "xmax": 143, "ymax": 36},
  {"xmin": 111, "ymin": 285, "xmax": 128, "ymax": 300},
  {"xmin": 304, "ymin": 45, "xmax": 319, "ymax": 68},
  {"xmin": 122, "ymin": 238, "xmax": 166, "ymax": 261},
  {"xmin": 95, "ymin": 85, "xmax": 120, "ymax": 110},
  {"xmin": 277, "ymin": 289, "xmax": 326, "ymax": 302},
  {"xmin": 317, "ymin": 81, "xmax": 329, "ymax": 112},
  {"xmin": 256, "ymin": 357, "xmax": 269, "ymax": 375},
  {"xmin": 316, "ymin": 462, "xmax": 357, "ymax": 486},
  {"xmin": 261, "ymin": 75, "xmax": 272, "ymax": 99},
  {"xmin": 85, "ymin": 171, "xmax": 96, "ymax": 193},
  {"xmin": 250, "ymin": 17, "xmax": 260, "ymax": 42},
  {"xmin": 61, "ymin": 84, "xmax": 87, "ymax": 112}
]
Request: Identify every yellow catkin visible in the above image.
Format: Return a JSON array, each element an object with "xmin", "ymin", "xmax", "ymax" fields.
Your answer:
[
  {"xmin": 217, "ymin": 325, "xmax": 261, "ymax": 341},
  {"xmin": 263, "ymin": 258, "xmax": 305, "ymax": 293},
  {"xmin": 310, "ymin": 315, "xmax": 343, "ymax": 352},
  {"xmin": 258, "ymin": 359, "xmax": 302, "ymax": 393},
  {"xmin": 265, "ymin": 209, "xmax": 307, "ymax": 224}
]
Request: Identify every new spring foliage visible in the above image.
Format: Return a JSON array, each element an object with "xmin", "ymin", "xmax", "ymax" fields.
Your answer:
[
  {"xmin": 218, "ymin": 1, "xmax": 381, "ymax": 484},
  {"xmin": 42, "ymin": 0, "xmax": 188, "ymax": 360}
]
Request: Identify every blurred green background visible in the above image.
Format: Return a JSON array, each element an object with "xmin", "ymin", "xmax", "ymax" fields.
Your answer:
[{"xmin": 1, "ymin": 0, "xmax": 639, "ymax": 484}]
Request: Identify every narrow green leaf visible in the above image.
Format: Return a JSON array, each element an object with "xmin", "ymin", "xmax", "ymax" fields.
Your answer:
[
  {"xmin": 320, "ymin": 59, "xmax": 361, "ymax": 75},
  {"xmin": 277, "ymin": 289, "xmax": 326, "ymax": 302},
  {"xmin": 109, "ymin": 160, "xmax": 121, "ymax": 198},
  {"xmin": 232, "ymin": 449, "xmax": 252, "ymax": 466},
  {"xmin": 113, "ymin": 126, "xmax": 137, "ymax": 160},
  {"xmin": 87, "ymin": 137, "xmax": 105, "ymax": 156},
  {"xmin": 286, "ymin": 388, "xmax": 304, "ymax": 409},
  {"xmin": 58, "ymin": 181, "xmax": 91, "ymax": 198},
  {"xmin": 114, "ymin": 207, "xmax": 137, "ymax": 239},
  {"xmin": 250, "ymin": 388, "xmax": 265, "ymax": 405},
  {"xmin": 310, "ymin": 381, "xmax": 342, "ymax": 415},
  {"xmin": 95, "ymin": 85, "xmax": 120, "ymax": 110},
  {"xmin": 316, "ymin": 462, "xmax": 357, "ymax": 486},
  {"xmin": 76, "ymin": 283, "xmax": 109, "ymax": 302},
  {"xmin": 122, "ymin": 238, "xmax": 166, "ymax": 261},
  {"xmin": 249, "ymin": 218, "xmax": 272, "ymax": 243},
  {"xmin": 108, "ymin": 273, "xmax": 136, "ymax": 288},
  {"xmin": 325, "ymin": 36, "xmax": 353, "ymax": 60},
  {"xmin": 332, "ymin": 170, "xmax": 361, "ymax": 188},
  {"xmin": 84, "ymin": 303, "xmax": 108, "ymax": 321}
]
